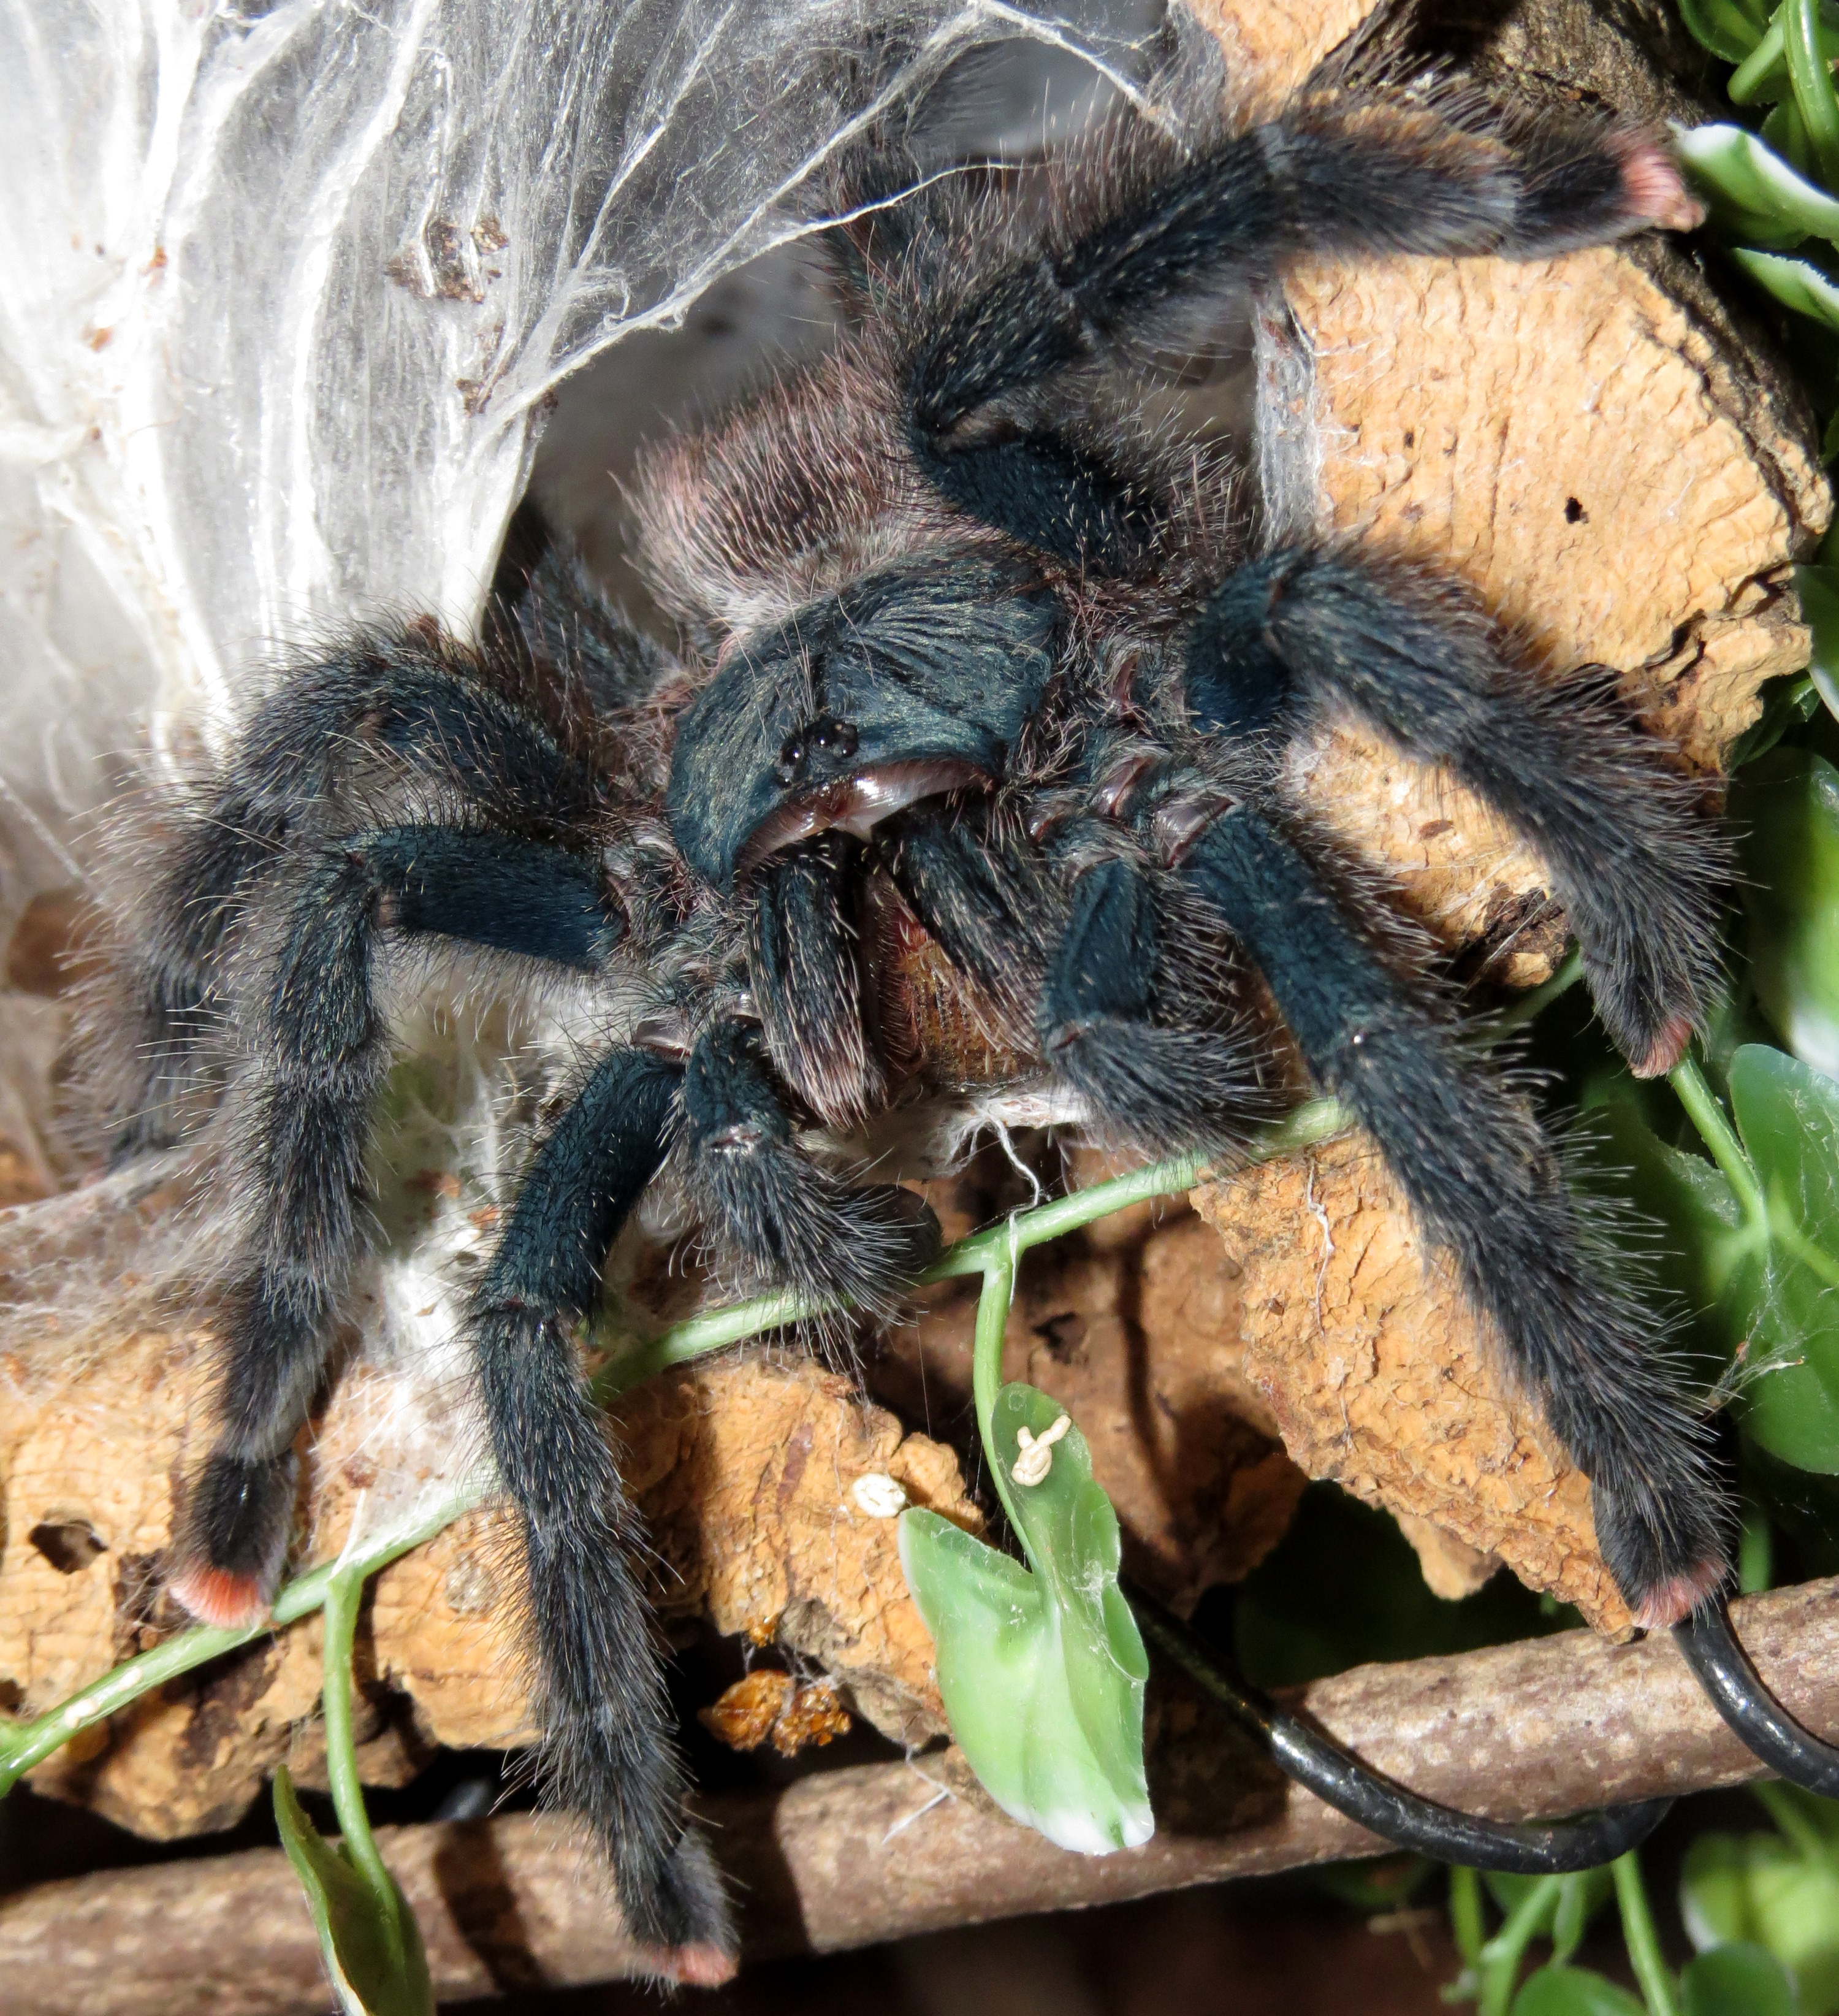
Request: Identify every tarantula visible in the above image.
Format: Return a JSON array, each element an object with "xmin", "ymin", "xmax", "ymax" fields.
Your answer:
[{"xmin": 96, "ymin": 37, "xmax": 1838, "ymax": 1983}]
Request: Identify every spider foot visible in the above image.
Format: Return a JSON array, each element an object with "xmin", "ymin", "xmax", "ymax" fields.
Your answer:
[
  {"xmin": 1630, "ymin": 1556, "xmax": 1727, "ymax": 1631},
  {"xmin": 1675, "ymin": 1592, "xmax": 1839, "ymax": 1798},
  {"xmin": 170, "ymin": 1448, "xmax": 297, "ymax": 1628},
  {"xmin": 1130, "ymin": 1591, "xmax": 1672, "ymax": 1874},
  {"xmin": 167, "ymin": 1562, "xmax": 275, "ymax": 1631},
  {"xmin": 1608, "ymin": 130, "xmax": 1708, "ymax": 235},
  {"xmin": 633, "ymin": 1941, "xmax": 741, "ymax": 1989},
  {"xmin": 1629, "ymin": 1013, "xmax": 1694, "ymax": 1083}
]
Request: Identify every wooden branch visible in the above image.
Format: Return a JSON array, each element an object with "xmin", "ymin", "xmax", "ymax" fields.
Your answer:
[{"xmin": 7, "ymin": 1580, "xmax": 1835, "ymax": 2016}]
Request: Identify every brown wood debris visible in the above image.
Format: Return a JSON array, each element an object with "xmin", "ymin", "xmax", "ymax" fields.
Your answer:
[
  {"xmin": 1193, "ymin": 1140, "xmax": 1629, "ymax": 1633},
  {"xmin": 697, "ymin": 1670, "xmax": 852, "ymax": 1755}
]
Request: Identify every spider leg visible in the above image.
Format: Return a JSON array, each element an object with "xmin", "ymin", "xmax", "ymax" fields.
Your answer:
[
  {"xmin": 1187, "ymin": 548, "xmax": 1726, "ymax": 1075},
  {"xmin": 875, "ymin": 800, "xmax": 1049, "ymax": 1031},
  {"xmin": 747, "ymin": 836, "xmax": 885, "ymax": 1130},
  {"xmin": 681, "ymin": 1015, "xmax": 939, "ymax": 1316},
  {"xmin": 899, "ymin": 94, "xmax": 1693, "ymax": 565},
  {"xmin": 1034, "ymin": 848, "xmax": 1274, "ymax": 1151},
  {"xmin": 469, "ymin": 1044, "xmax": 736, "ymax": 1979},
  {"xmin": 109, "ymin": 635, "xmax": 604, "ymax": 1161},
  {"xmin": 1175, "ymin": 798, "xmax": 1729, "ymax": 1625},
  {"xmin": 172, "ymin": 825, "xmax": 623, "ymax": 1628}
]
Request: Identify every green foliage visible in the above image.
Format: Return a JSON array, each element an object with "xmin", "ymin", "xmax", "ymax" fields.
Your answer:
[
  {"xmin": 1681, "ymin": 1944, "xmax": 1801, "ymax": 2016},
  {"xmin": 1510, "ymin": 1969, "xmax": 1645, "ymax": 2016},
  {"xmin": 273, "ymin": 1767, "xmax": 433, "ymax": 2016},
  {"xmin": 899, "ymin": 1381, "xmax": 1152, "ymax": 1854},
  {"xmin": 1681, "ymin": 1787, "xmax": 1839, "ymax": 2011}
]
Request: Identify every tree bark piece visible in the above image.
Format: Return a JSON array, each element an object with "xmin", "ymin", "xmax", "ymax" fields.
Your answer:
[
  {"xmin": 7, "ymin": 1577, "xmax": 1835, "ymax": 2016},
  {"xmin": 1192, "ymin": 1140, "xmax": 1632, "ymax": 1634}
]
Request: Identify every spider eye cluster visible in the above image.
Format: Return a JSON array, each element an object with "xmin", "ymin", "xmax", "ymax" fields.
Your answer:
[{"xmin": 774, "ymin": 714, "xmax": 859, "ymax": 785}]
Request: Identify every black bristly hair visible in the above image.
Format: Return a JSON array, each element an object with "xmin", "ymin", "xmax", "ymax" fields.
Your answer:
[{"xmin": 99, "ymin": 36, "xmax": 1831, "ymax": 1975}]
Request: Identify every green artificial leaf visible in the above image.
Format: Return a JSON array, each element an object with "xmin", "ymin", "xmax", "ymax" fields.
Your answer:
[
  {"xmin": 898, "ymin": 1384, "xmax": 1151, "ymax": 1854},
  {"xmin": 1725, "ymin": 1045, "xmax": 1839, "ymax": 1471},
  {"xmin": 273, "ymin": 1767, "xmax": 433, "ymax": 2016},
  {"xmin": 1681, "ymin": 1942, "xmax": 1799, "ymax": 2016},
  {"xmin": 1510, "ymin": 1964, "xmax": 1645, "ymax": 2015},
  {"xmin": 1683, "ymin": 1828, "xmax": 1839, "ymax": 2012},
  {"xmin": 1726, "ymin": 670, "xmax": 1821, "ymax": 770},
  {"xmin": 1735, "ymin": 750, "xmax": 1839, "ymax": 1075},
  {"xmin": 1799, "ymin": 568, "xmax": 1839, "ymax": 726},
  {"xmin": 1677, "ymin": 122, "xmax": 1839, "ymax": 246},
  {"xmin": 1677, "ymin": 0, "xmax": 1770, "ymax": 65},
  {"xmin": 1730, "ymin": 248, "xmax": 1839, "ymax": 327}
]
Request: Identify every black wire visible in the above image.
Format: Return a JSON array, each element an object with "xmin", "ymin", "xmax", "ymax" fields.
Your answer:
[
  {"xmin": 1129, "ymin": 1590, "xmax": 1673, "ymax": 1874},
  {"xmin": 1675, "ymin": 1592, "xmax": 1839, "ymax": 1797}
]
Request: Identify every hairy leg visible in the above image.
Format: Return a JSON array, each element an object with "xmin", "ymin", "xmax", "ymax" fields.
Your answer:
[
  {"xmin": 1034, "ymin": 849, "xmax": 1273, "ymax": 1152},
  {"xmin": 896, "ymin": 89, "xmax": 1694, "ymax": 563},
  {"xmin": 747, "ymin": 836, "xmax": 883, "ymax": 1130},
  {"xmin": 468, "ymin": 1045, "xmax": 735, "ymax": 1977},
  {"xmin": 1178, "ymin": 799, "xmax": 1726, "ymax": 1624},
  {"xmin": 680, "ymin": 1017, "xmax": 937, "ymax": 1315},
  {"xmin": 110, "ymin": 636, "xmax": 607, "ymax": 1159},
  {"xmin": 172, "ymin": 826, "xmax": 625, "ymax": 1627},
  {"xmin": 1187, "ymin": 548, "xmax": 1727, "ymax": 1075}
]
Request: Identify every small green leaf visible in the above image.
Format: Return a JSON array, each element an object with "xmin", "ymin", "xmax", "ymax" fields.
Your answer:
[
  {"xmin": 1725, "ymin": 1045, "xmax": 1839, "ymax": 1471},
  {"xmin": 898, "ymin": 1385, "xmax": 1151, "ymax": 1854},
  {"xmin": 1509, "ymin": 1964, "xmax": 1646, "ymax": 2015},
  {"xmin": 1683, "ymin": 1828, "xmax": 1839, "ymax": 2012},
  {"xmin": 1800, "ymin": 568, "xmax": 1839, "ymax": 728},
  {"xmin": 1677, "ymin": 0, "xmax": 1771, "ymax": 64},
  {"xmin": 273, "ymin": 1766, "xmax": 433, "ymax": 2016},
  {"xmin": 1734, "ymin": 750, "xmax": 1839, "ymax": 1073},
  {"xmin": 1681, "ymin": 1942, "xmax": 1799, "ymax": 2016},
  {"xmin": 1677, "ymin": 122, "xmax": 1839, "ymax": 245},
  {"xmin": 1730, "ymin": 246, "xmax": 1839, "ymax": 326}
]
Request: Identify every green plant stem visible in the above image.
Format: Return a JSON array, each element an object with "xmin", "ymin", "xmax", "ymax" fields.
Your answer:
[
  {"xmin": 1477, "ymin": 1874, "xmax": 1562, "ymax": 2016},
  {"xmin": 1752, "ymin": 1777, "xmax": 1833, "ymax": 1854},
  {"xmin": 0, "ymin": 1495, "xmax": 473, "ymax": 1795},
  {"xmin": 972, "ymin": 1253, "xmax": 1022, "ymax": 1534},
  {"xmin": 1732, "ymin": 15, "xmax": 1788, "ymax": 100},
  {"xmin": 320, "ymin": 1566, "xmax": 398, "ymax": 1915},
  {"xmin": 1788, "ymin": 0, "xmax": 1839, "ymax": 185},
  {"xmin": 1670, "ymin": 1053, "xmax": 1839, "ymax": 1288},
  {"xmin": 1450, "ymin": 1864, "xmax": 1487, "ymax": 1968},
  {"xmin": 1671, "ymin": 1055, "xmax": 1770, "ymax": 1224},
  {"xmin": 1496, "ymin": 948, "xmax": 1585, "ymax": 1036},
  {"xmin": 1612, "ymin": 1850, "xmax": 1680, "ymax": 2016}
]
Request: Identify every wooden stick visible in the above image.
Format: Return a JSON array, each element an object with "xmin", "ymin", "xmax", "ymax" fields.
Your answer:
[{"xmin": 9, "ymin": 1580, "xmax": 1834, "ymax": 2016}]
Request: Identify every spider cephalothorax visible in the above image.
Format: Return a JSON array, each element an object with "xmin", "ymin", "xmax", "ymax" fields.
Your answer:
[{"xmin": 97, "ymin": 38, "xmax": 1824, "ymax": 1982}]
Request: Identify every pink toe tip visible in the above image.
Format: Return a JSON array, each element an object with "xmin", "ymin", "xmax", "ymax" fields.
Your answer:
[
  {"xmin": 1632, "ymin": 1014, "xmax": 1693, "ymax": 1080},
  {"xmin": 636, "ymin": 1941, "xmax": 740, "ymax": 1989},
  {"xmin": 1613, "ymin": 134, "xmax": 1707, "ymax": 234},
  {"xmin": 167, "ymin": 1564, "xmax": 272, "ymax": 1630},
  {"xmin": 1632, "ymin": 1559, "xmax": 1726, "ymax": 1632}
]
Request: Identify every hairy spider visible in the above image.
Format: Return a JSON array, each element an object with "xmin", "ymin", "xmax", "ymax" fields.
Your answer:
[{"xmin": 94, "ymin": 36, "xmax": 1833, "ymax": 1982}]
